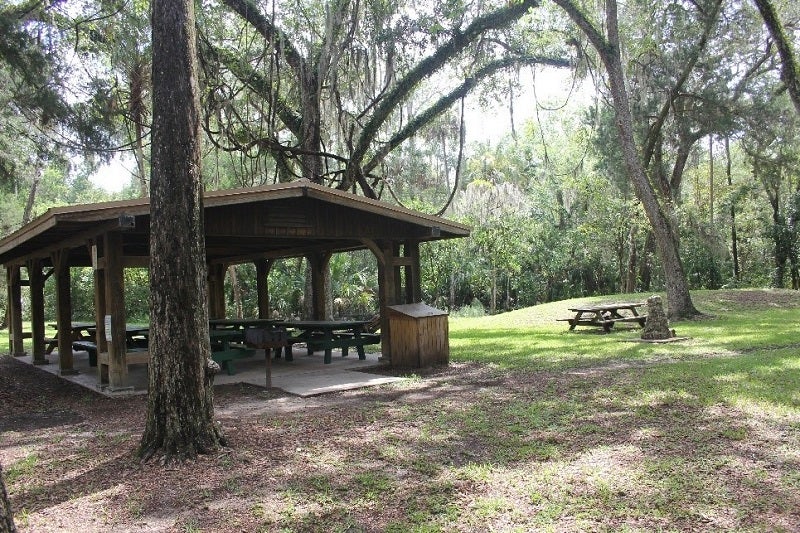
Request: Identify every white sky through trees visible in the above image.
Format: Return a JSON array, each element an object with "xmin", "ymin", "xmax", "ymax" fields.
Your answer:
[{"xmin": 89, "ymin": 66, "xmax": 585, "ymax": 192}]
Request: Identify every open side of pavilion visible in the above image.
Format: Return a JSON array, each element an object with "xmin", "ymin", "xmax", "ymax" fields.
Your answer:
[{"xmin": 0, "ymin": 180, "xmax": 469, "ymax": 392}]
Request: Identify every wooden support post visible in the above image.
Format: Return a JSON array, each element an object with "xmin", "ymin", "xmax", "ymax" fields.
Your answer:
[
  {"xmin": 27, "ymin": 259, "xmax": 47, "ymax": 364},
  {"xmin": 6, "ymin": 266, "xmax": 25, "ymax": 357},
  {"xmin": 404, "ymin": 240, "xmax": 421, "ymax": 304},
  {"xmin": 391, "ymin": 242, "xmax": 402, "ymax": 304},
  {"xmin": 380, "ymin": 240, "xmax": 399, "ymax": 362},
  {"xmin": 51, "ymin": 249, "xmax": 76, "ymax": 374},
  {"xmin": 92, "ymin": 241, "xmax": 109, "ymax": 374},
  {"xmin": 207, "ymin": 263, "xmax": 226, "ymax": 319},
  {"xmin": 103, "ymin": 231, "xmax": 129, "ymax": 390},
  {"xmin": 255, "ymin": 258, "xmax": 274, "ymax": 319},
  {"xmin": 307, "ymin": 252, "xmax": 332, "ymax": 320}
]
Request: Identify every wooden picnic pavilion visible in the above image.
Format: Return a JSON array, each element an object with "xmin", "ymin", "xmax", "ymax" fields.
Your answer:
[{"xmin": 0, "ymin": 181, "xmax": 469, "ymax": 390}]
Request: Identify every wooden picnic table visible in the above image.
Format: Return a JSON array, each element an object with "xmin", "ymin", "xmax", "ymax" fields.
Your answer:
[
  {"xmin": 208, "ymin": 318, "xmax": 276, "ymax": 330},
  {"xmin": 207, "ymin": 329, "xmax": 257, "ymax": 374},
  {"xmin": 274, "ymin": 319, "xmax": 371, "ymax": 364},
  {"xmin": 49, "ymin": 323, "xmax": 150, "ymax": 367},
  {"xmin": 134, "ymin": 328, "xmax": 257, "ymax": 375},
  {"xmin": 45, "ymin": 321, "xmax": 96, "ymax": 354},
  {"xmin": 559, "ymin": 302, "xmax": 647, "ymax": 332}
]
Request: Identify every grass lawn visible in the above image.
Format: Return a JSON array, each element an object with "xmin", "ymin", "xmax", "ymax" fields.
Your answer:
[{"xmin": 1, "ymin": 288, "xmax": 799, "ymax": 532}]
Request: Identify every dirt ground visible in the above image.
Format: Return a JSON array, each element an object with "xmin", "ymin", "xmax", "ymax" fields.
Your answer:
[
  {"xmin": 2, "ymin": 290, "xmax": 800, "ymax": 532},
  {"xmin": 0, "ymin": 356, "xmax": 482, "ymax": 532}
]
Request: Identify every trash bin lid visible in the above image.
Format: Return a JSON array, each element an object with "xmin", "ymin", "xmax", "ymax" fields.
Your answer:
[{"xmin": 386, "ymin": 303, "xmax": 448, "ymax": 318}]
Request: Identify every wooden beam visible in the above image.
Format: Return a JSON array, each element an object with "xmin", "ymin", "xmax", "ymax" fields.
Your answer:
[
  {"xmin": 26, "ymin": 259, "xmax": 47, "ymax": 364},
  {"xmin": 255, "ymin": 258, "xmax": 274, "ymax": 319},
  {"xmin": 307, "ymin": 252, "xmax": 332, "ymax": 320},
  {"xmin": 4, "ymin": 220, "xmax": 122, "ymax": 268},
  {"xmin": 6, "ymin": 266, "xmax": 25, "ymax": 356},
  {"xmin": 207, "ymin": 241, "xmax": 367, "ymax": 266},
  {"xmin": 51, "ymin": 248, "xmax": 76, "ymax": 374},
  {"xmin": 207, "ymin": 263, "xmax": 227, "ymax": 319},
  {"xmin": 392, "ymin": 242, "xmax": 402, "ymax": 304},
  {"xmin": 103, "ymin": 231, "xmax": 129, "ymax": 390},
  {"xmin": 93, "ymin": 259, "xmax": 108, "ymax": 359},
  {"xmin": 404, "ymin": 240, "xmax": 421, "ymax": 303},
  {"xmin": 361, "ymin": 239, "xmax": 385, "ymax": 266}
]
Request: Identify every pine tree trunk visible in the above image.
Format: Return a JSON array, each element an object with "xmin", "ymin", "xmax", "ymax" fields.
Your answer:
[
  {"xmin": 22, "ymin": 171, "xmax": 40, "ymax": 224},
  {"xmin": 0, "ymin": 466, "xmax": 16, "ymax": 533},
  {"xmin": 139, "ymin": 0, "xmax": 223, "ymax": 462}
]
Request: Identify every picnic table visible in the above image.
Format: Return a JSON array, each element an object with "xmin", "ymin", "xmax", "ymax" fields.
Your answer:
[
  {"xmin": 45, "ymin": 321, "xmax": 95, "ymax": 354},
  {"xmin": 274, "ymin": 319, "xmax": 371, "ymax": 364},
  {"xmin": 208, "ymin": 318, "xmax": 276, "ymax": 331},
  {"xmin": 559, "ymin": 302, "xmax": 647, "ymax": 332},
  {"xmin": 208, "ymin": 329, "xmax": 257, "ymax": 375}
]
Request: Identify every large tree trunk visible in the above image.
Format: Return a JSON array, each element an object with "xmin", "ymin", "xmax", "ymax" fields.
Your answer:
[
  {"xmin": 0, "ymin": 465, "xmax": 15, "ymax": 533},
  {"xmin": 604, "ymin": 47, "xmax": 698, "ymax": 319},
  {"xmin": 140, "ymin": 0, "xmax": 224, "ymax": 462},
  {"xmin": 554, "ymin": 0, "xmax": 699, "ymax": 319}
]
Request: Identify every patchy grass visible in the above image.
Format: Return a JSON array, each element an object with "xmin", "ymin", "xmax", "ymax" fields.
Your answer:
[{"xmin": 1, "ymin": 289, "xmax": 800, "ymax": 531}]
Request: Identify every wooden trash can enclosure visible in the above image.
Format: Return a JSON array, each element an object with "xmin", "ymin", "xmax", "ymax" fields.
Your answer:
[{"xmin": 387, "ymin": 303, "xmax": 449, "ymax": 368}]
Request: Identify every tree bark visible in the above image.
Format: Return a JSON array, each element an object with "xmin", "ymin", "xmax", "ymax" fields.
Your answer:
[
  {"xmin": 553, "ymin": 0, "xmax": 699, "ymax": 319},
  {"xmin": 140, "ymin": 0, "xmax": 223, "ymax": 462},
  {"xmin": 725, "ymin": 136, "xmax": 740, "ymax": 281},
  {"xmin": 130, "ymin": 58, "xmax": 150, "ymax": 198},
  {"xmin": 0, "ymin": 465, "xmax": 15, "ymax": 533},
  {"xmin": 753, "ymin": 0, "xmax": 800, "ymax": 115},
  {"xmin": 218, "ymin": 0, "xmax": 545, "ymax": 196},
  {"xmin": 625, "ymin": 225, "xmax": 637, "ymax": 293},
  {"xmin": 22, "ymin": 169, "xmax": 40, "ymax": 224},
  {"xmin": 228, "ymin": 265, "xmax": 243, "ymax": 318}
]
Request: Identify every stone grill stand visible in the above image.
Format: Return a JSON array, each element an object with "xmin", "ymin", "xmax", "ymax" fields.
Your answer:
[{"xmin": 641, "ymin": 295, "xmax": 675, "ymax": 340}]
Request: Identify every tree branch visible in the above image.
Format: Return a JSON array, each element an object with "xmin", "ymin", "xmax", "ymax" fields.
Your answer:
[
  {"xmin": 219, "ymin": 0, "xmax": 308, "ymax": 76},
  {"xmin": 348, "ymin": 0, "xmax": 541, "ymax": 174},
  {"xmin": 752, "ymin": 0, "xmax": 800, "ymax": 115},
  {"xmin": 641, "ymin": 0, "xmax": 723, "ymax": 169},
  {"xmin": 362, "ymin": 54, "xmax": 570, "ymax": 175},
  {"xmin": 201, "ymin": 40, "xmax": 303, "ymax": 136}
]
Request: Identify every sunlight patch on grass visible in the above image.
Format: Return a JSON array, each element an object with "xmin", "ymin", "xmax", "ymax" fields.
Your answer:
[
  {"xmin": 627, "ymin": 389, "xmax": 699, "ymax": 409},
  {"xmin": 5, "ymin": 452, "xmax": 38, "ymax": 483},
  {"xmin": 454, "ymin": 462, "xmax": 494, "ymax": 482}
]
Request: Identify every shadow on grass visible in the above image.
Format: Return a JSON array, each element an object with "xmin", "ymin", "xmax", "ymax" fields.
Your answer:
[{"xmin": 2, "ymin": 320, "xmax": 799, "ymax": 531}]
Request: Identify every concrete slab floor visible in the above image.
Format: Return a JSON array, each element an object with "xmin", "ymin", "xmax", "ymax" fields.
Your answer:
[{"xmin": 14, "ymin": 347, "xmax": 404, "ymax": 398}]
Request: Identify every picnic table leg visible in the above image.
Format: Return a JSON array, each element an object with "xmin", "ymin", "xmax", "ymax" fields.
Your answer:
[
  {"xmin": 569, "ymin": 312, "xmax": 582, "ymax": 330},
  {"xmin": 323, "ymin": 330, "xmax": 333, "ymax": 364},
  {"xmin": 355, "ymin": 327, "xmax": 366, "ymax": 360}
]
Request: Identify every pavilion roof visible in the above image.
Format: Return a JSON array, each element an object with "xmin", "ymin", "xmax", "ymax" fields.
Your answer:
[{"xmin": 0, "ymin": 181, "xmax": 470, "ymax": 268}]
